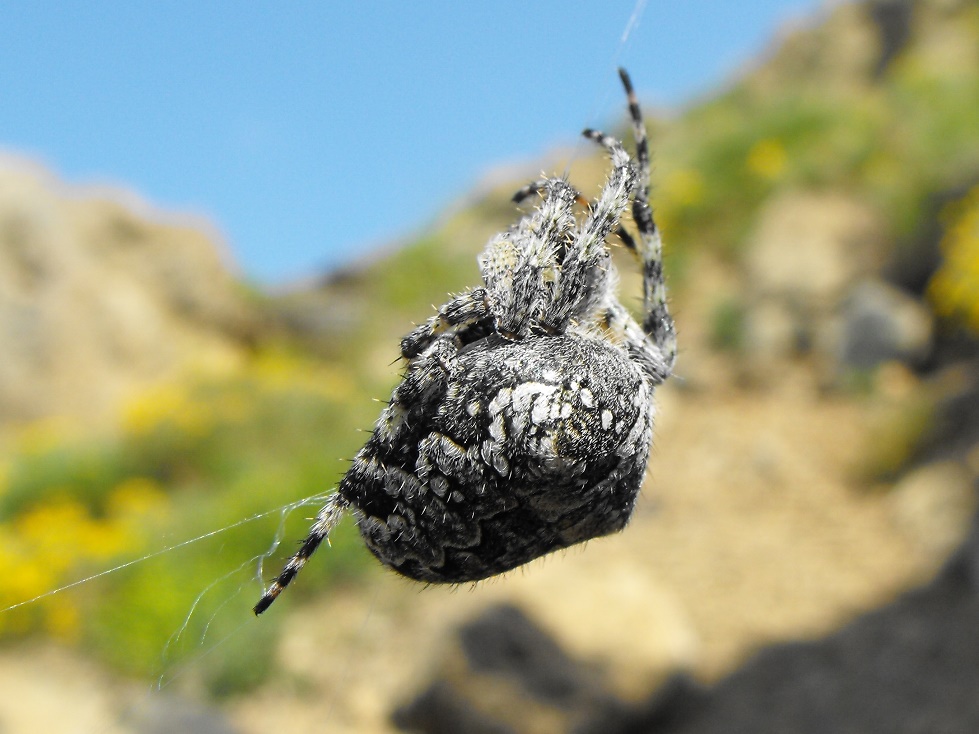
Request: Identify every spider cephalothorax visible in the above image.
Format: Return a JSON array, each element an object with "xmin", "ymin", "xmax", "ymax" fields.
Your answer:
[{"xmin": 255, "ymin": 69, "xmax": 676, "ymax": 614}]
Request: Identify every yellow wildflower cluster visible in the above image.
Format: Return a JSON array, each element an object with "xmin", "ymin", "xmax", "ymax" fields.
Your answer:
[
  {"xmin": 119, "ymin": 350, "xmax": 354, "ymax": 437},
  {"xmin": 0, "ymin": 477, "xmax": 168, "ymax": 641},
  {"xmin": 249, "ymin": 349, "xmax": 356, "ymax": 401},
  {"xmin": 928, "ymin": 184, "xmax": 979, "ymax": 331},
  {"xmin": 121, "ymin": 380, "xmax": 214, "ymax": 437}
]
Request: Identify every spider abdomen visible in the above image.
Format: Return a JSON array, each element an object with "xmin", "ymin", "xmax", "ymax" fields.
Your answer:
[{"xmin": 342, "ymin": 333, "xmax": 654, "ymax": 583}]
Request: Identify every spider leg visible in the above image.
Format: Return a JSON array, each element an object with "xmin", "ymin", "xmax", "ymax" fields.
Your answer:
[
  {"xmin": 400, "ymin": 288, "xmax": 492, "ymax": 359},
  {"xmin": 513, "ymin": 181, "xmax": 638, "ymax": 253},
  {"xmin": 254, "ymin": 493, "xmax": 350, "ymax": 615},
  {"xmin": 511, "ymin": 179, "xmax": 552, "ymax": 206},
  {"xmin": 481, "ymin": 177, "xmax": 577, "ymax": 335},
  {"xmin": 576, "ymin": 130, "xmax": 638, "ymax": 257},
  {"xmin": 600, "ymin": 301, "xmax": 672, "ymax": 385},
  {"xmin": 618, "ymin": 67, "xmax": 677, "ymax": 374},
  {"xmin": 539, "ymin": 129, "xmax": 637, "ymax": 331}
]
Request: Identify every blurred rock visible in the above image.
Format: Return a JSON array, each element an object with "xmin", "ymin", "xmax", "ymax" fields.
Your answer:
[
  {"xmin": 906, "ymin": 361, "xmax": 979, "ymax": 466},
  {"xmin": 124, "ymin": 694, "xmax": 242, "ymax": 734},
  {"xmin": 745, "ymin": 0, "xmax": 978, "ymax": 98},
  {"xmin": 740, "ymin": 299, "xmax": 806, "ymax": 381},
  {"xmin": 576, "ymin": 674, "xmax": 706, "ymax": 734},
  {"xmin": 745, "ymin": 1, "xmax": 885, "ymax": 96},
  {"xmin": 884, "ymin": 182, "xmax": 975, "ymax": 297},
  {"xmin": 266, "ymin": 267, "xmax": 372, "ymax": 359},
  {"xmin": 868, "ymin": 0, "xmax": 914, "ymax": 77},
  {"xmin": 392, "ymin": 604, "xmax": 622, "ymax": 734},
  {"xmin": 0, "ymin": 158, "xmax": 260, "ymax": 429},
  {"xmin": 889, "ymin": 460, "xmax": 977, "ymax": 564},
  {"xmin": 834, "ymin": 278, "xmax": 934, "ymax": 370},
  {"xmin": 745, "ymin": 192, "xmax": 884, "ymax": 307},
  {"xmin": 741, "ymin": 191, "xmax": 885, "ymax": 377},
  {"xmin": 457, "ymin": 604, "xmax": 594, "ymax": 706},
  {"xmin": 392, "ymin": 681, "xmax": 516, "ymax": 734}
]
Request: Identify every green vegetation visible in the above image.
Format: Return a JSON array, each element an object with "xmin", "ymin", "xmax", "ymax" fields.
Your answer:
[
  {"xmin": 0, "ymin": 351, "xmax": 379, "ymax": 695},
  {"xmin": 654, "ymin": 63, "xmax": 979, "ymax": 258}
]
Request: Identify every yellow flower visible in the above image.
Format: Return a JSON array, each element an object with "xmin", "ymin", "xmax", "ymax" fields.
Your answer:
[
  {"xmin": 0, "ymin": 537, "xmax": 56, "ymax": 606},
  {"xmin": 251, "ymin": 349, "xmax": 304, "ymax": 389},
  {"xmin": 107, "ymin": 477, "xmax": 169, "ymax": 523},
  {"xmin": 746, "ymin": 138, "xmax": 787, "ymax": 180},
  {"xmin": 121, "ymin": 381, "xmax": 212, "ymax": 436},
  {"xmin": 13, "ymin": 496, "xmax": 91, "ymax": 574},
  {"xmin": 928, "ymin": 185, "xmax": 979, "ymax": 331}
]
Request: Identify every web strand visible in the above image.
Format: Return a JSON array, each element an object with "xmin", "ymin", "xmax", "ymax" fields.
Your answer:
[{"xmin": 562, "ymin": 0, "xmax": 649, "ymax": 177}]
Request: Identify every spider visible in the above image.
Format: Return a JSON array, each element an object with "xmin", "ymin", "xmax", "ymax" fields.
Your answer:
[{"xmin": 255, "ymin": 68, "xmax": 676, "ymax": 615}]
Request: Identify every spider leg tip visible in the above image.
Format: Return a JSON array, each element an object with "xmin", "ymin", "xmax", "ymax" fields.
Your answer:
[
  {"xmin": 253, "ymin": 589, "xmax": 278, "ymax": 615},
  {"xmin": 618, "ymin": 67, "xmax": 633, "ymax": 91}
]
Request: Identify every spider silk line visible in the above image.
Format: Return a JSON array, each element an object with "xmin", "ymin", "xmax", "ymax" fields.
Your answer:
[
  {"xmin": 0, "ymin": 493, "xmax": 330, "ymax": 615},
  {"xmin": 561, "ymin": 0, "xmax": 648, "ymax": 179},
  {"xmin": 163, "ymin": 555, "xmax": 260, "ymax": 658},
  {"xmin": 154, "ymin": 617, "xmax": 253, "ymax": 692},
  {"xmin": 76, "ymin": 617, "xmax": 253, "ymax": 734},
  {"xmin": 0, "ymin": 490, "xmax": 336, "ymax": 728},
  {"xmin": 620, "ymin": 0, "xmax": 648, "ymax": 47},
  {"xmin": 155, "ymin": 491, "xmax": 333, "ymax": 672}
]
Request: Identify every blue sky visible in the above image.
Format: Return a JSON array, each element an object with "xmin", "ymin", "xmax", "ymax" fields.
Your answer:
[{"xmin": 0, "ymin": 2, "xmax": 822, "ymax": 284}]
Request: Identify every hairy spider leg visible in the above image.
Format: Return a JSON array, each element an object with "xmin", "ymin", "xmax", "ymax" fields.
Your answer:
[
  {"xmin": 539, "ymin": 129, "xmax": 638, "ymax": 331},
  {"xmin": 618, "ymin": 67, "xmax": 677, "ymax": 373},
  {"xmin": 513, "ymin": 180, "xmax": 640, "ymax": 258},
  {"xmin": 510, "ymin": 179, "xmax": 551, "ymax": 206},
  {"xmin": 600, "ymin": 301, "xmax": 671, "ymax": 385},
  {"xmin": 254, "ymin": 493, "xmax": 350, "ymax": 615},
  {"xmin": 400, "ymin": 287, "xmax": 493, "ymax": 360},
  {"xmin": 577, "ymin": 130, "xmax": 638, "ymax": 258},
  {"xmin": 512, "ymin": 179, "xmax": 578, "ymax": 270},
  {"xmin": 480, "ymin": 178, "xmax": 578, "ymax": 336}
]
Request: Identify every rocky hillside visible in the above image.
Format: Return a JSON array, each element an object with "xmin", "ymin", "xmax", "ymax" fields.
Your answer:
[{"xmin": 0, "ymin": 156, "xmax": 259, "ymax": 429}]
